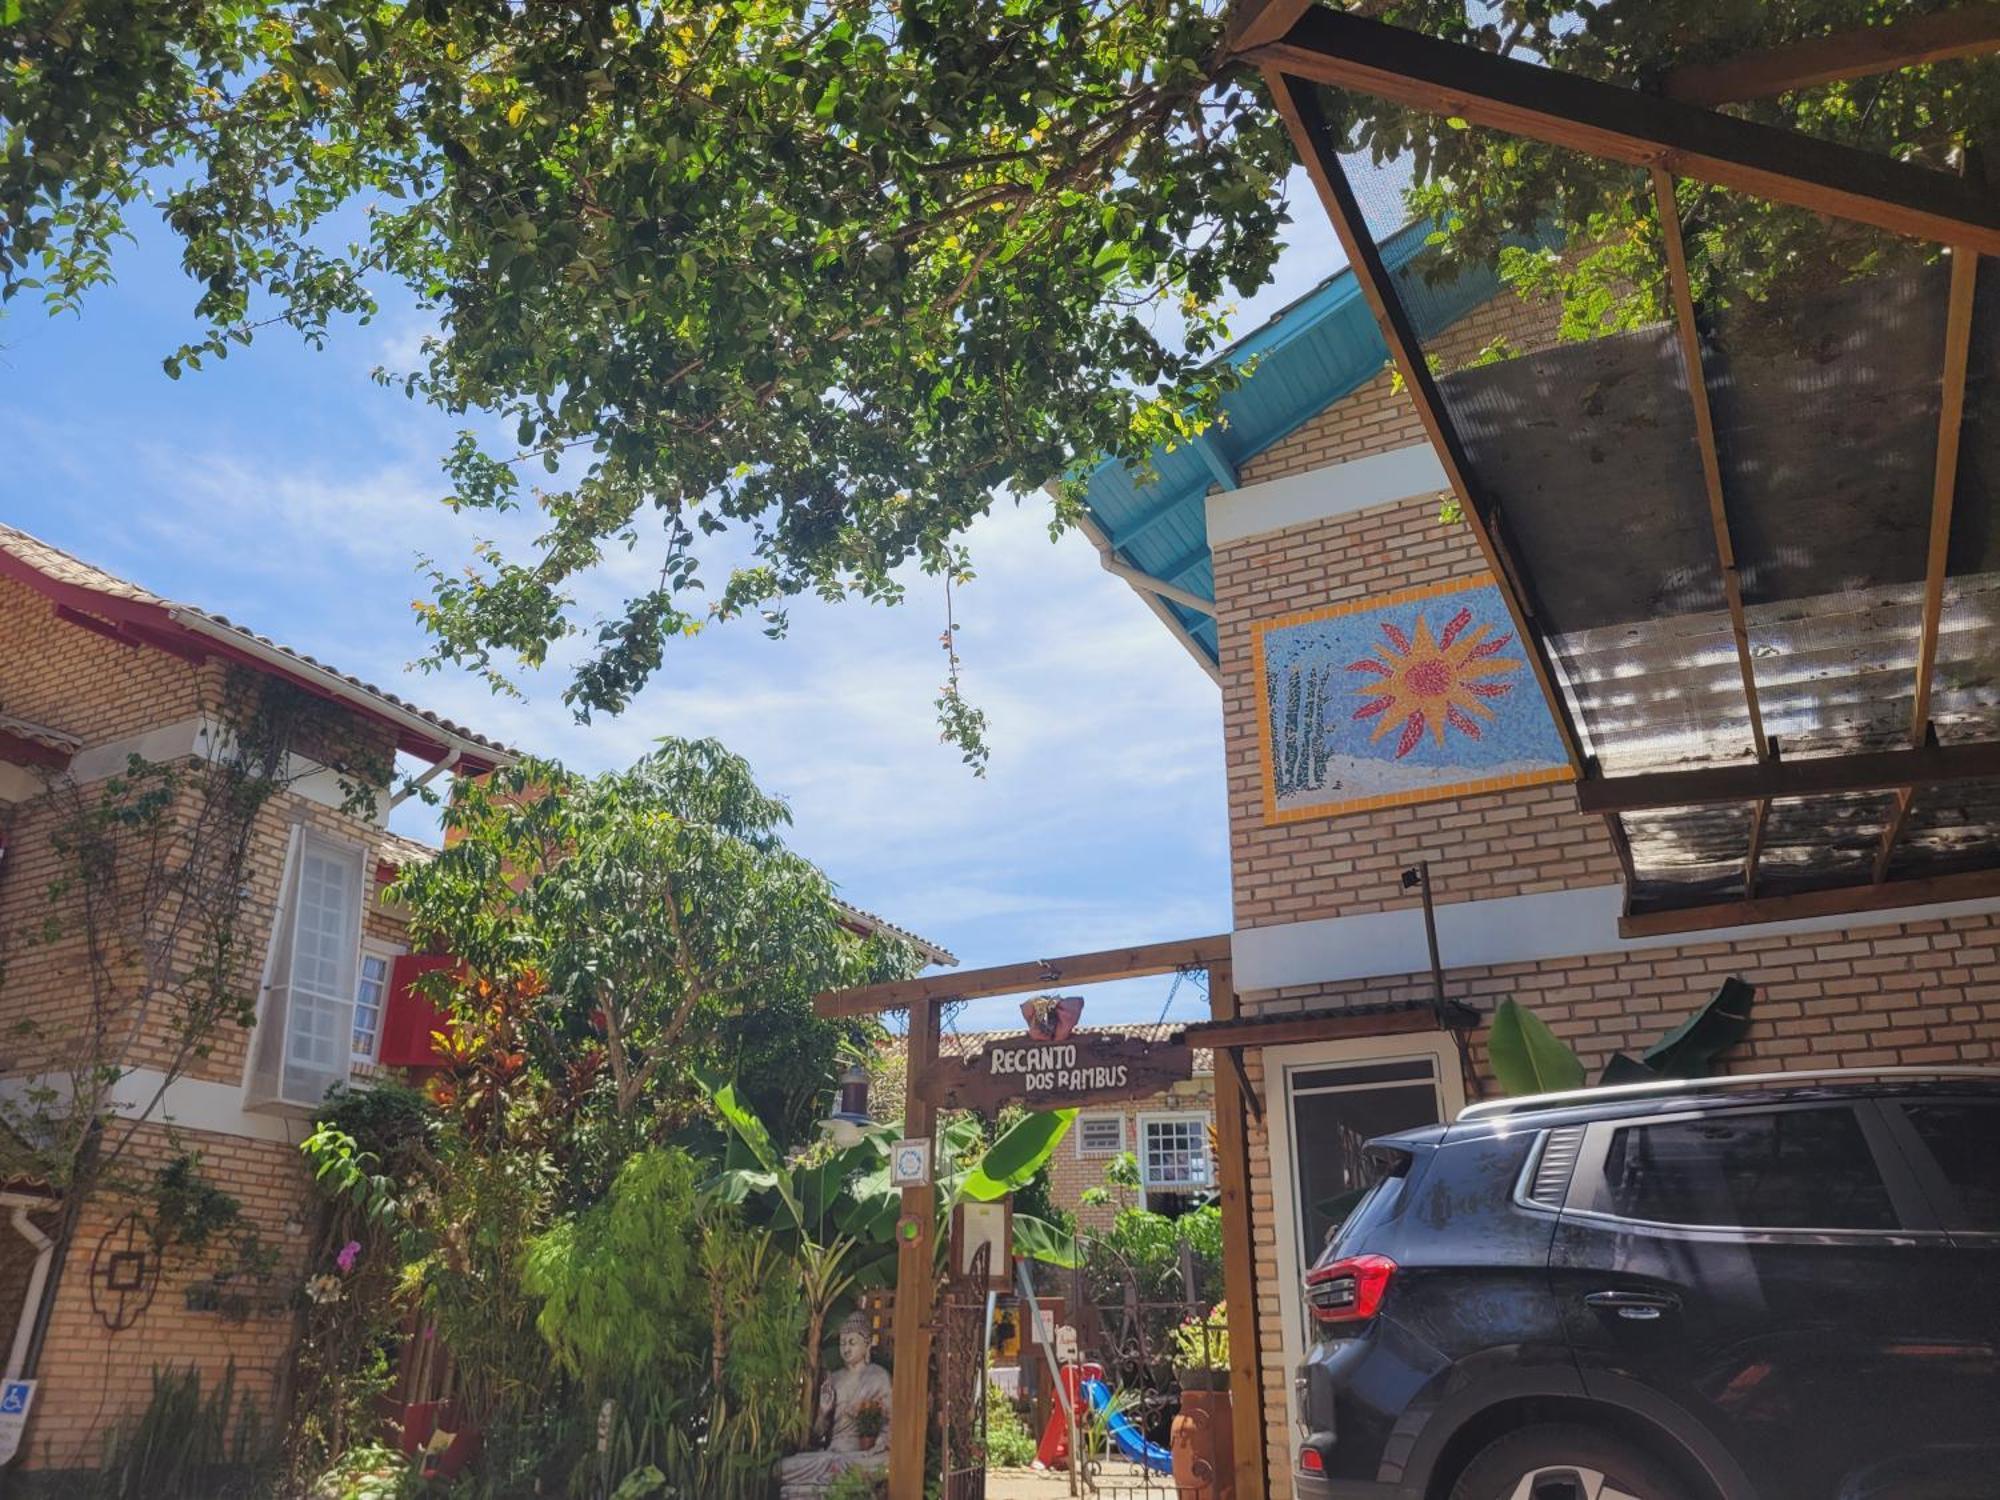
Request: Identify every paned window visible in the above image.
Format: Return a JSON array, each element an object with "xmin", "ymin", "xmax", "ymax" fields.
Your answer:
[
  {"xmin": 352, "ymin": 949, "xmax": 394, "ymax": 1063},
  {"xmin": 1077, "ymin": 1114, "xmax": 1125, "ymax": 1158},
  {"xmin": 1140, "ymin": 1115, "xmax": 1211, "ymax": 1191},
  {"xmin": 246, "ymin": 831, "xmax": 365, "ymax": 1111}
]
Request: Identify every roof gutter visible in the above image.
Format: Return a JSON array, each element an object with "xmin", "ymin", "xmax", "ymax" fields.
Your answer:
[
  {"xmin": 167, "ymin": 609, "xmax": 514, "ymax": 773},
  {"xmin": 1063, "ymin": 494, "xmax": 1221, "ymax": 686}
]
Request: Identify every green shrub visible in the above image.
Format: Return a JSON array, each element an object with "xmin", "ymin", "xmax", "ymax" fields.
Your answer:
[
  {"xmin": 94, "ymin": 1362, "xmax": 268, "ymax": 1500},
  {"xmin": 822, "ymin": 1466, "xmax": 886, "ymax": 1500},
  {"xmin": 984, "ymin": 1385, "xmax": 1038, "ymax": 1468}
]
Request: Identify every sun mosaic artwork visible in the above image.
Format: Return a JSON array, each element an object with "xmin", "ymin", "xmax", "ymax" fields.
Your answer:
[{"xmin": 1252, "ymin": 577, "xmax": 1573, "ymax": 823}]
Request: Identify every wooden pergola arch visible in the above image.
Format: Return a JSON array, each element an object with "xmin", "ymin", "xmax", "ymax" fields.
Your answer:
[
  {"xmin": 814, "ymin": 934, "xmax": 1483, "ymax": 1500},
  {"xmin": 816, "ymin": 935, "xmax": 1258, "ymax": 1500}
]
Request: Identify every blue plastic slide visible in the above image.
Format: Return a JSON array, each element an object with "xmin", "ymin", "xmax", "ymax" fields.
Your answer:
[{"xmin": 1081, "ymin": 1378, "xmax": 1174, "ymax": 1476}]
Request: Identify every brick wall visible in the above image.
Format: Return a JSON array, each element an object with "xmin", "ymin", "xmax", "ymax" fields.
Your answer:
[
  {"xmin": 1206, "ymin": 283, "xmax": 2000, "ymax": 1498},
  {"xmin": 1042, "ymin": 1075, "xmax": 1217, "ymax": 1234},
  {"xmin": 0, "ymin": 585, "xmax": 420, "ymax": 1470},
  {"xmin": 25, "ymin": 1122, "xmax": 314, "ymax": 1475},
  {"xmin": 1235, "ymin": 909, "xmax": 2000, "ymax": 1500},
  {"xmin": 0, "ymin": 575, "xmax": 206, "ymax": 747}
]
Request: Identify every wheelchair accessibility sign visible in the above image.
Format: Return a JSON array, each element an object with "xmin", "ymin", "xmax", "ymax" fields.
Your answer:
[{"xmin": 0, "ymin": 1380, "xmax": 35, "ymax": 1463}]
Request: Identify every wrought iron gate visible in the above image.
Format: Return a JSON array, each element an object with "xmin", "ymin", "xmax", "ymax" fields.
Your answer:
[{"xmin": 935, "ymin": 1241, "xmax": 992, "ymax": 1500}]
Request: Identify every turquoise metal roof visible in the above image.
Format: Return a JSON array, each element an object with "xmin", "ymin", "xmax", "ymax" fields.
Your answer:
[{"xmin": 1079, "ymin": 219, "xmax": 1502, "ymax": 666}]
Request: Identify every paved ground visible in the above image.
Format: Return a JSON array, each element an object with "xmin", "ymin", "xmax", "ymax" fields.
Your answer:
[{"xmin": 986, "ymin": 1461, "xmax": 1169, "ymax": 1499}]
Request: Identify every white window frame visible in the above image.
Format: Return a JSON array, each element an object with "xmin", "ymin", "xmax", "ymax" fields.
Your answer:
[
  {"xmin": 242, "ymin": 825, "xmax": 368, "ymax": 1113},
  {"xmin": 1136, "ymin": 1111, "xmax": 1213, "ymax": 1209},
  {"xmin": 351, "ymin": 941, "xmax": 403, "ymax": 1065},
  {"xmin": 1076, "ymin": 1113, "xmax": 1126, "ymax": 1160},
  {"xmin": 1263, "ymin": 1031, "xmax": 1465, "ymax": 1448}
]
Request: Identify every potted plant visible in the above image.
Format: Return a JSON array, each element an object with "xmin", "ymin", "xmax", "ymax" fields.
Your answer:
[
  {"xmin": 851, "ymin": 1396, "xmax": 887, "ymax": 1453},
  {"xmin": 1168, "ymin": 1303, "xmax": 1229, "ymax": 1392},
  {"xmin": 1167, "ymin": 1303, "xmax": 1235, "ymax": 1500}
]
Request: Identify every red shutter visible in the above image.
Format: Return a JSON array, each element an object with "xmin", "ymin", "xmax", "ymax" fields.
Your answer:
[{"xmin": 377, "ymin": 954, "xmax": 459, "ymax": 1068}]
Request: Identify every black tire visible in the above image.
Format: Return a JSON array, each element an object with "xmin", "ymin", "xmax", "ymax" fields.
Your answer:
[{"xmin": 1447, "ymin": 1422, "xmax": 1697, "ymax": 1500}]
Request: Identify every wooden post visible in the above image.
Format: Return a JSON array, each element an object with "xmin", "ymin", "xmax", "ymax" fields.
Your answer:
[
  {"xmin": 1208, "ymin": 959, "xmax": 1268, "ymax": 1500},
  {"xmin": 888, "ymin": 999, "xmax": 940, "ymax": 1500}
]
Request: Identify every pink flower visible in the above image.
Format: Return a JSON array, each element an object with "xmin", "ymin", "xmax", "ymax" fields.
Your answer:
[{"xmin": 335, "ymin": 1240, "xmax": 362, "ymax": 1275}]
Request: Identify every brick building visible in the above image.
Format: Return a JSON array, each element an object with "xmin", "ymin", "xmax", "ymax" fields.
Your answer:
[
  {"xmin": 0, "ymin": 522, "xmax": 517, "ymax": 1476},
  {"xmin": 0, "ymin": 524, "xmax": 946, "ymax": 1480},
  {"xmin": 1063, "ymin": 223, "xmax": 2000, "ymax": 1499}
]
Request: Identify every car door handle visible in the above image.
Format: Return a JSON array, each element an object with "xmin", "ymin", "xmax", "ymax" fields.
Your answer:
[{"xmin": 1584, "ymin": 1290, "xmax": 1679, "ymax": 1321}]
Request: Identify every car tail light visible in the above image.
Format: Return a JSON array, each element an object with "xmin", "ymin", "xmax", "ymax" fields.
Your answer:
[
  {"xmin": 1297, "ymin": 1445, "xmax": 1325, "ymax": 1474},
  {"xmin": 1304, "ymin": 1253, "xmax": 1396, "ymax": 1324}
]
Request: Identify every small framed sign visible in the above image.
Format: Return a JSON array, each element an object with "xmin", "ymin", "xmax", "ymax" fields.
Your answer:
[
  {"xmin": 949, "ymin": 1199, "xmax": 1012, "ymax": 1291},
  {"xmin": 890, "ymin": 1138, "xmax": 932, "ymax": 1188}
]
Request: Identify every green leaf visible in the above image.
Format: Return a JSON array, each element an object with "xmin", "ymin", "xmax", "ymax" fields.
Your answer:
[
  {"xmin": 1011, "ymin": 1212, "xmax": 1079, "ymax": 1269},
  {"xmin": 1640, "ymin": 977, "xmax": 1756, "ymax": 1079},
  {"xmin": 955, "ymin": 1110, "xmax": 1074, "ymax": 1204},
  {"xmin": 1488, "ymin": 999, "xmax": 1586, "ymax": 1097},
  {"xmin": 1596, "ymin": 1052, "xmax": 1658, "ymax": 1087},
  {"xmin": 701, "ymin": 1072, "xmax": 802, "ymax": 1231}
]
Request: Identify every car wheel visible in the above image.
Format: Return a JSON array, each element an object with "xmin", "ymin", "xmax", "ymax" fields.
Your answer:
[{"xmin": 1448, "ymin": 1422, "xmax": 1697, "ymax": 1500}]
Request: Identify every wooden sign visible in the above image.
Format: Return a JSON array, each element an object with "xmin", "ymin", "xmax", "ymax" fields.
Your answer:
[{"xmin": 919, "ymin": 1033, "xmax": 1194, "ymax": 1112}]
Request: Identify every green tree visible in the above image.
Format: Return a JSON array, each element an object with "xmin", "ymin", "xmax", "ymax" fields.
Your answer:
[
  {"xmin": 8, "ymin": 2, "xmax": 1986, "ymax": 747},
  {"xmin": 1349, "ymin": 1, "xmax": 1999, "ymax": 347},
  {"xmin": 390, "ymin": 738, "xmax": 910, "ymax": 1144},
  {"xmin": 0, "ymin": 0, "xmax": 1290, "ymax": 763}
]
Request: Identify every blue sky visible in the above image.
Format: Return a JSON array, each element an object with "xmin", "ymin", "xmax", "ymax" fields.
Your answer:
[{"xmin": 2, "ymin": 172, "xmax": 1336, "ymax": 1031}]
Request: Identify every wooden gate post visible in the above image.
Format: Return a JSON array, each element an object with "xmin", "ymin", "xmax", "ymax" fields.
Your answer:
[
  {"xmin": 1209, "ymin": 959, "xmax": 1269, "ymax": 1500},
  {"xmin": 888, "ymin": 998, "xmax": 940, "ymax": 1500}
]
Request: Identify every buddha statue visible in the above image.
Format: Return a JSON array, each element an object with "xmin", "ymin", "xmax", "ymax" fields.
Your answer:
[{"xmin": 776, "ymin": 1310, "xmax": 893, "ymax": 1498}]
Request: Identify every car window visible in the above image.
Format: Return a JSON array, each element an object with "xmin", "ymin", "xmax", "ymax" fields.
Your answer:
[
  {"xmin": 1902, "ymin": 1101, "xmax": 2000, "ymax": 1231},
  {"xmin": 1598, "ymin": 1106, "xmax": 1897, "ymax": 1230},
  {"xmin": 1317, "ymin": 1169, "xmax": 1407, "ymax": 1264}
]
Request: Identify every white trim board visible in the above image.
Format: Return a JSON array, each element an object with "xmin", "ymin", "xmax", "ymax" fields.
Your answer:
[
  {"xmin": 66, "ymin": 716, "xmax": 389, "ymax": 824},
  {"xmin": 1233, "ymin": 882, "xmax": 2000, "ymax": 994},
  {"xmin": 1205, "ymin": 442, "xmax": 1447, "ymax": 549},
  {"xmin": 0, "ymin": 1069, "xmax": 303, "ymax": 1146}
]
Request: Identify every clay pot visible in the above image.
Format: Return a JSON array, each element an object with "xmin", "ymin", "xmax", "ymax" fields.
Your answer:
[{"xmin": 1168, "ymin": 1386, "xmax": 1234, "ymax": 1500}]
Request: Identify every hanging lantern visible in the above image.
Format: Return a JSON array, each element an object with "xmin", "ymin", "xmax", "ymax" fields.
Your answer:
[{"xmin": 821, "ymin": 1060, "xmax": 873, "ymax": 1148}]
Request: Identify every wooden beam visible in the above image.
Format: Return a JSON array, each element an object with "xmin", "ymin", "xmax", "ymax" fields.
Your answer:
[
  {"xmin": 1221, "ymin": 0, "xmax": 1311, "ymax": 57},
  {"xmin": 1266, "ymin": 70, "xmax": 1589, "ymax": 776},
  {"xmin": 1247, "ymin": 8, "xmax": 2000, "ymax": 256},
  {"xmin": 1912, "ymin": 247, "xmax": 1982, "ymax": 743},
  {"xmin": 1602, "ymin": 812, "xmax": 1639, "ymax": 914},
  {"xmin": 1108, "ymin": 488, "xmax": 1191, "ymax": 552},
  {"xmin": 1576, "ymin": 736, "xmax": 2000, "ymax": 814},
  {"xmin": 1180, "ymin": 1003, "xmax": 1462, "ymax": 1052},
  {"xmin": 1191, "ymin": 430, "xmax": 1241, "ymax": 492},
  {"xmin": 1618, "ymin": 862, "xmax": 2000, "ymax": 938},
  {"xmin": 886, "ymin": 1000, "xmax": 939, "ymax": 1500},
  {"xmin": 1662, "ymin": 6, "xmax": 2000, "ymax": 107},
  {"xmin": 1651, "ymin": 167, "xmax": 1769, "ymax": 763},
  {"xmin": 1225, "ymin": 1047, "xmax": 1264, "ymax": 1122},
  {"xmin": 0, "ymin": 728, "xmax": 69, "ymax": 772},
  {"xmin": 1874, "ymin": 786, "xmax": 1917, "ymax": 885},
  {"xmin": 1744, "ymin": 796, "xmax": 1771, "ymax": 899},
  {"xmin": 813, "ymin": 933, "xmax": 1232, "ymax": 1018},
  {"xmin": 1205, "ymin": 960, "xmax": 1269, "ymax": 1500}
]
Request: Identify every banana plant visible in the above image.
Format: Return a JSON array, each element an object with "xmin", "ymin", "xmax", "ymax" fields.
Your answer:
[
  {"xmin": 1489, "ymin": 978, "xmax": 1756, "ymax": 1098},
  {"xmin": 698, "ymin": 1074, "xmax": 1080, "ymax": 1279}
]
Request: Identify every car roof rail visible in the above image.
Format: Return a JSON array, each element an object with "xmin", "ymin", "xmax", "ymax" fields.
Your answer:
[{"xmin": 1457, "ymin": 1065, "xmax": 2000, "ymax": 1122}]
